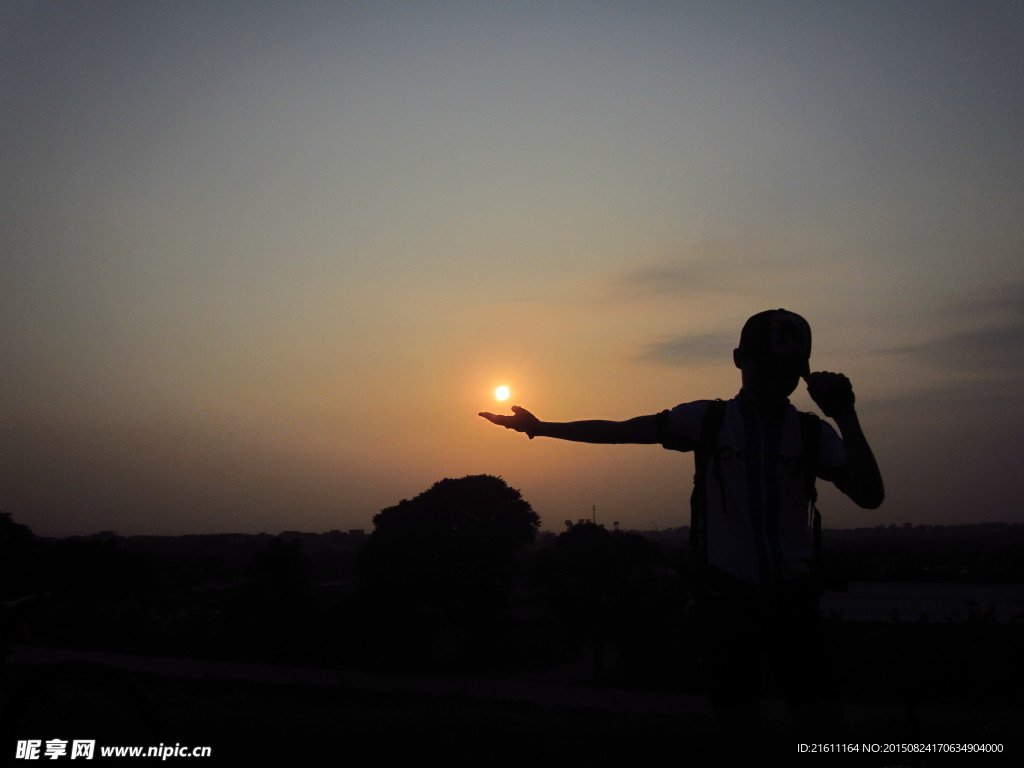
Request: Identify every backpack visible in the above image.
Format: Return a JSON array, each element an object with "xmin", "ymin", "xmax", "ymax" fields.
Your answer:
[{"xmin": 687, "ymin": 399, "xmax": 822, "ymax": 596}]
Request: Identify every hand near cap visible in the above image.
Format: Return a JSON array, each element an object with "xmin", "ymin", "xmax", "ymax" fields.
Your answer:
[
  {"xmin": 805, "ymin": 371, "xmax": 884, "ymax": 509},
  {"xmin": 478, "ymin": 405, "xmax": 541, "ymax": 439},
  {"xmin": 805, "ymin": 371, "xmax": 856, "ymax": 418}
]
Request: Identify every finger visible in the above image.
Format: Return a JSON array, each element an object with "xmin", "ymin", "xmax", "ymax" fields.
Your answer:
[
  {"xmin": 813, "ymin": 372, "xmax": 849, "ymax": 387},
  {"xmin": 806, "ymin": 371, "xmax": 841, "ymax": 386}
]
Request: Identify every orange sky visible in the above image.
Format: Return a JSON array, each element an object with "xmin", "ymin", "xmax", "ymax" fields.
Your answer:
[{"xmin": 3, "ymin": 2, "xmax": 1022, "ymax": 535}]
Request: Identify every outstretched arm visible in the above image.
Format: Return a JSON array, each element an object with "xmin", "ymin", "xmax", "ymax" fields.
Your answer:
[
  {"xmin": 806, "ymin": 372, "xmax": 885, "ymax": 509},
  {"xmin": 479, "ymin": 406, "xmax": 659, "ymax": 444}
]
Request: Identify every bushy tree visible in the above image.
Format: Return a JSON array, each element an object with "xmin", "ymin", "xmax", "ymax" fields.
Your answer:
[
  {"xmin": 360, "ymin": 475, "xmax": 540, "ymax": 613},
  {"xmin": 0, "ymin": 512, "xmax": 40, "ymax": 598},
  {"xmin": 532, "ymin": 521, "xmax": 683, "ymax": 678},
  {"xmin": 354, "ymin": 475, "xmax": 539, "ymax": 668}
]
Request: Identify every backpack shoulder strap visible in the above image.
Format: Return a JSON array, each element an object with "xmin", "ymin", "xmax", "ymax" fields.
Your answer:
[
  {"xmin": 797, "ymin": 410, "xmax": 823, "ymax": 571},
  {"xmin": 689, "ymin": 400, "xmax": 728, "ymax": 587}
]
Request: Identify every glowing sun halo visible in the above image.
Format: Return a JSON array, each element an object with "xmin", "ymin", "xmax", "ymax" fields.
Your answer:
[{"xmin": 494, "ymin": 385, "xmax": 511, "ymax": 401}]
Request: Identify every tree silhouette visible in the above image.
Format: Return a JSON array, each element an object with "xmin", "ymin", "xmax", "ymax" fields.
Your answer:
[
  {"xmin": 0, "ymin": 512, "xmax": 40, "ymax": 598},
  {"xmin": 357, "ymin": 475, "xmax": 540, "ymax": 668},
  {"xmin": 532, "ymin": 520, "xmax": 680, "ymax": 679},
  {"xmin": 361, "ymin": 475, "xmax": 538, "ymax": 608}
]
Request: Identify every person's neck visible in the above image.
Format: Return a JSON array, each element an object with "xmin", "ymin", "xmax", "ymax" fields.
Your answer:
[{"xmin": 738, "ymin": 388, "xmax": 789, "ymax": 419}]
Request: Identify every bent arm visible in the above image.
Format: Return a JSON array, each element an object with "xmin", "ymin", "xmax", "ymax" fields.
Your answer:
[{"xmin": 832, "ymin": 411, "xmax": 885, "ymax": 509}]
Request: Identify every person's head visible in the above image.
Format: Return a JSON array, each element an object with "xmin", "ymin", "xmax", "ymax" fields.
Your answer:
[{"xmin": 733, "ymin": 309, "xmax": 811, "ymax": 404}]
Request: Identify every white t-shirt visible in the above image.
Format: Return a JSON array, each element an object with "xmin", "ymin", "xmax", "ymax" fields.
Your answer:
[{"xmin": 660, "ymin": 394, "xmax": 847, "ymax": 584}]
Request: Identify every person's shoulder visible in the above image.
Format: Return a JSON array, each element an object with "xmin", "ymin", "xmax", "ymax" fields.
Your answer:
[
  {"xmin": 787, "ymin": 406, "xmax": 839, "ymax": 438},
  {"xmin": 796, "ymin": 411, "xmax": 845, "ymax": 467},
  {"xmin": 661, "ymin": 400, "xmax": 716, "ymax": 442},
  {"xmin": 818, "ymin": 417, "xmax": 844, "ymax": 449},
  {"xmin": 666, "ymin": 399, "xmax": 715, "ymax": 414}
]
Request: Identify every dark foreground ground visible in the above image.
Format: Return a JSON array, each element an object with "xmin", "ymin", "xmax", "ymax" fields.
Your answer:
[
  {"xmin": 151, "ymin": 679, "xmax": 1019, "ymax": 766},
  {"xmin": 6, "ymin": 648, "xmax": 1020, "ymax": 767}
]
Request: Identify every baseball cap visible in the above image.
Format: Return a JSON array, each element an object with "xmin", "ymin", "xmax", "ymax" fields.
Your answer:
[{"xmin": 737, "ymin": 309, "xmax": 812, "ymax": 376}]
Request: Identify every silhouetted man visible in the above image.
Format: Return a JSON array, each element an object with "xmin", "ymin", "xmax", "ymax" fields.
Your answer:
[{"xmin": 480, "ymin": 309, "xmax": 883, "ymax": 766}]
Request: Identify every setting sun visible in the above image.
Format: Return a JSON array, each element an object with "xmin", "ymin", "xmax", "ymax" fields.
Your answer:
[{"xmin": 494, "ymin": 385, "xmax": 510, "ymax": 401}]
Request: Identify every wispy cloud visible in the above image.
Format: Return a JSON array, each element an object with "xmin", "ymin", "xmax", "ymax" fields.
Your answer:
[
  {"xmin": 637, "ymin": 333, "xmax": 734, "ymax": 367},
  {"xmin": 616, "ymin": 261, "xmax": 726, "ymax": 297},
  {"xmin": 602, "ymin": 227, "xmax": 835, "ymax": 296},
  {"xmin": 951, "ymin": 280, "xmax": 1024, "ymax": 320},
  {"xmin": 900, "ymin": 326, "xmax": 1024, "ymax": 373},
  {"xmin": 883, "ymin": 281, "xmax": 1024, "ymax": 376},
  {"xmin": 872, "ymin": 376, "xmax": 1023, "ymax": 412}
]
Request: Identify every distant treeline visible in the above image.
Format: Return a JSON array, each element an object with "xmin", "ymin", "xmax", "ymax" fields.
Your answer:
[
  {"xmin": 12, "ymin": 521, "xmax": 1024, "ymax": 596},
  {"xmin": 821, "ymin": 523, "xmax": 1024, "ymax": 583},
  {"xmin": 2, "ymin": 504, "xmax": 1023, "ymax": 694},
  {"xmin": 6, "ymin": 516, "xmax": 1024, "ymax": 603}
]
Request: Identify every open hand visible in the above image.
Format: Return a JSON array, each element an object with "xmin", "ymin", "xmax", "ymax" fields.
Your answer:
[
  {"xmin": 804, "ymin": 371, "xmax": 856, "ymax": 418},
  {"xmin": 478, "ymin": 405, "xmax": 540, "ymax": 439}
]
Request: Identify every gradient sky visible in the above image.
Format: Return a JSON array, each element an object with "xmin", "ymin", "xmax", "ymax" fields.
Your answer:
[{"xmin": 3, "ymin": 1, "xmax": 1023, "ymax": 536}]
